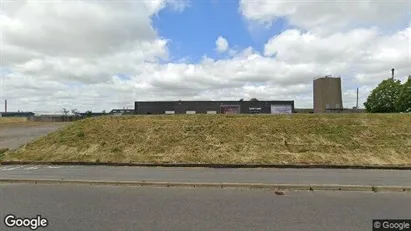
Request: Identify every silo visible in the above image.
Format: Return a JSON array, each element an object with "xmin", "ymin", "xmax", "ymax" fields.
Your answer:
[{"xmin": 313, "ymin": 76, "xmax": 343, "ymax": 113}]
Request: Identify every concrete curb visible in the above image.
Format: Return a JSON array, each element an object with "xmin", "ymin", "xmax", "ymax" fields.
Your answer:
[
  {"xmin": 1, "ymin": 161, "xmax": 411, "ymax": 170},
  {"xmin": 0, "ymin": 179, "xmax": 410, "ymax": 193}
]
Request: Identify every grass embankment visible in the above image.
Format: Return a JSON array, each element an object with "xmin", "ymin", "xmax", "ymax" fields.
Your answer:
[
  {"xmin": 2, "ymin": 114, "xmax": 411, "ymax": 165},
  {"xmin": 0, "ymin": 117, "xmax": 28, "ymax": 125}
]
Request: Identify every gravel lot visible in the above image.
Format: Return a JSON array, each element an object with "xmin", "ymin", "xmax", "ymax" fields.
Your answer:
[{"xmin": 0, "ymin": 123, "xmax": 69, "ymax": 149}]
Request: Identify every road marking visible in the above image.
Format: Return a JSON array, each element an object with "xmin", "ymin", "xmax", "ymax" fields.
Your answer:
[
  {"xmin": 47, "ymin": 166, "xmax": 62, "ymax": 169},
  {"xmin": 0, "ymin": 166, "xmax": 22, "ymax": 171},
  {"xmin": 24, "ymin": 166, "xmax": 39, "ymax": 170}
]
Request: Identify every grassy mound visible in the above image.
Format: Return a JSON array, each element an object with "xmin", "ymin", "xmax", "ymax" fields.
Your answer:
[{"xmin": 3, "ymin": 114, "xmax": 411, "ymax": 165}]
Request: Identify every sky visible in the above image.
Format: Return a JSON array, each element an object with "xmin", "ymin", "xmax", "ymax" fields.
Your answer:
[{"xmin": 0, "ymin": 0, "xmax": 410, "ymax": 113}]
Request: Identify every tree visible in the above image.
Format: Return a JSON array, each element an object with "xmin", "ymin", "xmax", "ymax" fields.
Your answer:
[
  {"xmin": 62, "ymin": 108, "xmax": 69, "ymax": 116},
  {"xmin": 71, "ymin": 109, "xmax": 77, "ymax": 114},
  {"xmin": 395, "ymin": 77, "xmax": 411, "ymax": 113},
  {"xmin": 250, "ymin": 98, "xmax": 259, "ymax": 102},
  {"xmin": 101, "ymin": 110, "xmax": 106, "ymax": 114},
  {"xmin": 364, "ymin": 79, "xmax": 402, "ymax": 113},
  {"xmin": 85, "ymin": 110, "xmax": 93, "ymax": 117}
]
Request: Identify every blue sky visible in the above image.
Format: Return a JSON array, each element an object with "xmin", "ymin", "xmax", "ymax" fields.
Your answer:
[{"xmin": 153, "ymin": 0, "xmax": 287, "ymax": 63}]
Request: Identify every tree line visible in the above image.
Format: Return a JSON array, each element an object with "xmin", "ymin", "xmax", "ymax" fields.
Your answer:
[{"xmin": 364, "ymin": 76, "xmax": 411, "ymax": 113}]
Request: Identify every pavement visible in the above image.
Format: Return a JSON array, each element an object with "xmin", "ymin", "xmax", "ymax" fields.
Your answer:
[
  {"xmin": 0, "ymin": 165, "xmax": 410, "ymax": 188},
  {"xmin": 0, "ymin": 123, "xmax": 68, "ymax": 149},
  {"xmin": 1, "ymin": 184, "xmax": 410, "ymax": 231}
]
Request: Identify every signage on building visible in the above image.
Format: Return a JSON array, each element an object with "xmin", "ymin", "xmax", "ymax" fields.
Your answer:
[{"xmin": 249, "ymin": 107, "xmax": 262, "ymax": 113}]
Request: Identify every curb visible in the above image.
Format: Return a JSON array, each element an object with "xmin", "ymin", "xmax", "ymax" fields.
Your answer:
[
  {"xmin": 1, "ymin": 161, "xmax": 411, "ymax": 170},
  {"xmin": 0, "ymin": 179, "xmax": 410, "ymax": 193}
]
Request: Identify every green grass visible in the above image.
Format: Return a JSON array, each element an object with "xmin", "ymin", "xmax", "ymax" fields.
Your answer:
[{"xmin": 3, "ymin": 114, "xmax": 411, "ymax": 165}]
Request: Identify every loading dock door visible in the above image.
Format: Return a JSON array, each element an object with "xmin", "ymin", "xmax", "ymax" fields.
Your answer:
[{"xmin": 270, "ymin": 105, "xmax": 292, "ymax": 114}]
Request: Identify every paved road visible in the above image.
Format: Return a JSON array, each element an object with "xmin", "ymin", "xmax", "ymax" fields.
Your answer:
[
  {"xmin": 0, "ymin": 165, "xmax": 410, "ymax": 186},
  {"xmin": 0, "ymin": 184, "xmax": 410, "ymax": 231},
  {"xmin": 0, "ymin": 123, "xmax": 68, "ymax": 149}
]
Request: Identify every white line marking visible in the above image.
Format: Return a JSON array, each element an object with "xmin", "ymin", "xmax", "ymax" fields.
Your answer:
[
  {"xmin": 0, "ymin": 166, "xmax": 22, "ymax": 171},
  {"xmin": 24, "ymin": 166, "xmax": 39, "ymax": 170},
  {"xmin": 47, "ymin": 166, "xmax": 62, "ymax": 169}
]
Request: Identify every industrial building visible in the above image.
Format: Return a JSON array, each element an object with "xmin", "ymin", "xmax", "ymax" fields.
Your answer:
[
  {"xmin": 134, "ymin": 100, "xmax": 294, "ymax": 115},
  {"xmin": 0, "ymin": 99, "xmax": 35, "ymax": 117},
  {"xmin": 0, "ymin": 112, "xmax": 35, "ymax": 117},
  {"xmin": 313, "ymin": 76, "xmax": 343, "ymax": 113},
  {"xmin": 109, "ymin": 109, "xmax": 134, "ymax": 116}
]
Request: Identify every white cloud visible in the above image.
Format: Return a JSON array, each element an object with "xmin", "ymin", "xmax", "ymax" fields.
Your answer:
[
  {"xmin": 1, "ymin": 0, "xmax": 411, "ymax": 112},
  {"xmin": 215, "ymin": 36, "xmax": 229, "ymax": 53},
  {"xmin": 239, "ymin": 0, "xmax": 410, "ymax": 34}
]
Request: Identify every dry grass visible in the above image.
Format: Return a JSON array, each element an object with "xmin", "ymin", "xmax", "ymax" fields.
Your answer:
[
  {"xmin": 3, "ymin": 114, "xmax": 411, "ymax": 166},
  {"xmin": 0, "ymin": 117, "xmax": 28, "ymax": 124},
  {"xmin": 0, "ymin": 117, "xmax": 48, "ymax": 127}
]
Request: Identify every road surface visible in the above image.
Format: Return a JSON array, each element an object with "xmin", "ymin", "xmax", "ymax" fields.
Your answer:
[
  {"xmin": 0, "ymin": 184, "xmax": 410, "ymax": 231},
  {"xmin": 0, "ymin": 123, "xmax": 68, "ymax": 149},
  {"xmin": 0, "ymin": 165, "xmax": 410, "ymax": 186}
]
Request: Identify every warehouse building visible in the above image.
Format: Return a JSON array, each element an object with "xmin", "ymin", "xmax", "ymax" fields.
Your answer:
[{"xmin": 134, "ymin": 100, "xmax": 294, "ymax": 115}]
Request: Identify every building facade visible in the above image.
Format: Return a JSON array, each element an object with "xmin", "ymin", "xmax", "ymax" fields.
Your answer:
[
  {"xmin": 109, "ymin": 109, "xmax": 134, "ymax": 116},
  {"xmin": 313, "ymin": 76, "xmax": 343, "ymax": 113},
  {"xmin": 0, "ymin": 112, "xmax": 35, "ymax": 117},
  {"xmin": 134, "ymin": 100, "xmax": 294, "ymax": 115}
]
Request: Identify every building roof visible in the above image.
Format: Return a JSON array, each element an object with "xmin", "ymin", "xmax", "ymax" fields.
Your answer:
[{"xmin": 314, "ymin": 75, "xmax": 341, "ymax": 80}]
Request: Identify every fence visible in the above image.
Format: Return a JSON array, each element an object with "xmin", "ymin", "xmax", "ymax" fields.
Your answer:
[{"xmin": 27, "ymin": 115, "xmax": 84, "ymax": 122}]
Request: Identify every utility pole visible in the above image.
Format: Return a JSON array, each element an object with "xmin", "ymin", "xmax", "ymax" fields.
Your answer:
[{"xmin": 356, "ymin": 88, "xmax": 359, "ymax": 110}]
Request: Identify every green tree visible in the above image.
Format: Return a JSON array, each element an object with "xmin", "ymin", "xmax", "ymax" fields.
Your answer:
[
  {"xmin": 85, "ymin": 110, "xmax": 93, "ymax": 117},
  {"xmin": 364, "ymin": 79, "xmax": 402, "ymax": 113},
  {"xmin": 395, "ymin": 77, "xmax": 411, "ymax": 113}
]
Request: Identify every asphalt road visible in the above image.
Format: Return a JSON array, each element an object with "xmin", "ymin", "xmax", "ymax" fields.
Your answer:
[
  {"xmin": 0, "ymin": 184, "xmax": 410, "ymax": 231},
  {"xmin": 0, "ymin": 165, "xmax": 410, "ymax": 186},
  {"xmin": 0, "ymin": 123, "xmax": 68, "ymax": 149}
]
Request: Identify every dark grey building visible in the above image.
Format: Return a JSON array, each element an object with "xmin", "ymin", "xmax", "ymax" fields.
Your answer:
[
  {"xmin": 0, "ymin": 112, "xmax": 35, "ymax": 117},
  {"xmin": 78, "ymin": 112, "xmax": 106, "ymax": 117},
  {"xmin": 134, "ymin": 100, "xmax": 294, "ymax": 115}
]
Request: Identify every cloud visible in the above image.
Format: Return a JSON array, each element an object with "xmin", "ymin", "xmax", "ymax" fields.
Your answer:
[
  {"xmin": 239, "ymin": 0, "xmax": 410, "ymax": 34},
  {"xmin": 1, "ymin": 0, "xmax": 410, "ymax": 112},
  {"xmin": 215, "ymin": 36, "xmax": 229, "ymax": 53},
  {"xmin": 264, "ymin": 26, "xmax": 411, "ymax": 85}
]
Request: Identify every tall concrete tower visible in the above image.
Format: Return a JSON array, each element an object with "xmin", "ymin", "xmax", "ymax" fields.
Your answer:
[{"xmin": 313, "ymin": 76, "xmax": 343, "ymax": 113}]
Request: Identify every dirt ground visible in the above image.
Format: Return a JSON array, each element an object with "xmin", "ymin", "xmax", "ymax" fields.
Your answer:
[{"xmin": 0, "ymin": 122, "xmax": 70, "ymax": 150}]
